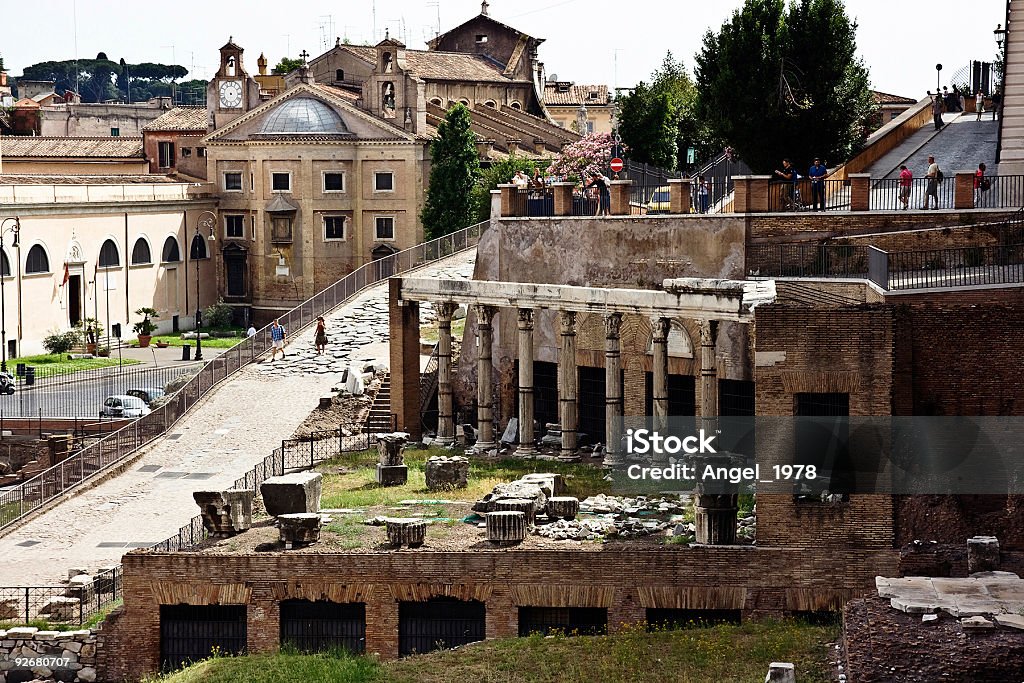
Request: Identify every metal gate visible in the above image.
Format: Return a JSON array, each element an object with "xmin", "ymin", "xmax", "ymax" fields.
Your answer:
[
  {"xmin": 518, "ymin": 607, "xmax": 607, "ymax": 636},
  {"xmin": 398, "ymin": 598, "xmax": 485, "ymax": 656},
  {"xmin": 577, "ymin": 366, "xmax": 607, "ymax": 444},
  {"xmin": 644, "ymin": 372, "xmax": 697, "ymax": 417},
  {"xmin": 160, "ymin": 604, "xmax": 247, "ymax": 671},
  {"xmin": 279, "ymin": 600, "xmax": 366, "ymax": 653},
  {"xmin": 533, "ymin": 361, "xmax": 559, "ymax": 429},
  {"xmin": 719, "ymin": 379, "xmax": 755, "ymax": 416}
]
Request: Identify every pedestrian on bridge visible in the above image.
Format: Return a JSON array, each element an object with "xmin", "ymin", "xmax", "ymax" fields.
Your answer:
[{"xmin": 976, "ymin": 91, "xmax": 985, "ymax": 121}]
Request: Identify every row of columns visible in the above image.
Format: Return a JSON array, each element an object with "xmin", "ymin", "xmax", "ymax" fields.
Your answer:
[
  {"xmin": 431, "ymin": 303, "xmax": 721, "ymax": 467},
  {"xmin": 429, "ymin": 301, "xmax": 737, "ymax": 545}
]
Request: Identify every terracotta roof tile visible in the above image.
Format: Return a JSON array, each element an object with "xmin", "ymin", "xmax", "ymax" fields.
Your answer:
[
  {"xmin": 0, "ymin": 137, "xmax": 144, "ymax": 158},
  {"xmin": 872, "ymin": 90, "xmax": 917, "ymax": 105},
  {"xmin": 0, "ymin": 174, "xmax": 181, "ymax": 185},
  {"xmin": 143, "ymin": 107, "xmax": 209, "ymax": 131},
  {"xmin": 341, "ymin": 45, "xmax": 517, "ymax": 83},
  {"xmin": 543, "ymin": 83, "xmax": 610, "ymax": 106}
]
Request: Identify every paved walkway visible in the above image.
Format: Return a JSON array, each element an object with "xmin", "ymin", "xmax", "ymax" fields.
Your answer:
[
  {"xmin": 871, "ymin": 113, "xmax": 999, "ymax": 180},
  {"xmin": 0, "ymin": 249, "xmax": 477, "ymax": 586}
]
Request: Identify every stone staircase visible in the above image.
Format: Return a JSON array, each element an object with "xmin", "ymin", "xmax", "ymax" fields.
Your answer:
[{"xmin": 364, "ymin": 373, "xmax": 394, "ymax": 433}]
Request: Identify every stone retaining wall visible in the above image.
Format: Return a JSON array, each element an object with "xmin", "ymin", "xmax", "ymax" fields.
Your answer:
[{"xmin": 0, "ymin": 627, "xmax": 98, "ymax": 683}]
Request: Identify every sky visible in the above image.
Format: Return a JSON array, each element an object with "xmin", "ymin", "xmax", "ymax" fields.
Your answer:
[{"xmin": 0, "ymin": 0, "xmax": 1008, "ymax": 98}]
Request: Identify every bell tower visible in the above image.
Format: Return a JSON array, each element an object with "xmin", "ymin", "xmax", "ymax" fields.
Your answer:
[{"xmin": 208, "ymin": 37, "xmax": 257, "ymax": 129}]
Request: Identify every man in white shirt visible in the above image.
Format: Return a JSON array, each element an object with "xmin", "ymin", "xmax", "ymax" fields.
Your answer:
[
  {"xmin": 921, "ymin": 156, "xmax": 940, "ymax": 210},
  {"xmin": 512, "ymin": 170, "xmax": 530, "ymax": 189}
]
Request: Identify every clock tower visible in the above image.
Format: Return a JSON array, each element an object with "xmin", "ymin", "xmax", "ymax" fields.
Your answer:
[{"xmin": 208, "ymin": 37, "xmax": 257, "ymax": 129}]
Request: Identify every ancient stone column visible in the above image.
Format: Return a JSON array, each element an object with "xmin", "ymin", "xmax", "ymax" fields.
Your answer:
[
  {"xmin": 699, "ymin": 320, "xmax": 718, "ymax": 432},
  {"xmin": 475, "ymin": 304, "xmax": 498, "ymax": 450},
  {"xmin": 603, "ymin": 313, "xmax": 625, "ymax": 467},
  {"xmin": 651, "ymin": 317, "xmax": 670, "ymax": 465},
  {"xmin": 558, "ymin": 310, "xmax": 578, "ymax": 460},
  {"xmin": 434, "ymin": 302, "xmax": 458, "ymax": 446},
  {"xmin": 516, "ymin": 308, "xmax": 536, "ymax": 457}
]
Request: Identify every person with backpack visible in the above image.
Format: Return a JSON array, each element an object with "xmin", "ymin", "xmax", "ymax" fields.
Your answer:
[
  {"xmin": 975, "ymin": 162, "xmax": 991, "ymax": 207},
  {"xmin": 587, "ymin": 170, "xmax": 611, "ymax": 216},
  {"xmin": 921, "ymin": 155, "xmax": 941, "ymax": 210}
]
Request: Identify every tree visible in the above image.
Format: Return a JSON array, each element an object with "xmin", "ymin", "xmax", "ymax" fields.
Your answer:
[
  {"xmin": 421, "ymin": 104, "xmax": 480, "ymax": 239},
  {"xmin": 547, "ymin": 132, "xmax": 618, "ymax": 181},
  {"xmin": 472, "ymin": 156, "xmax": 538, "ymax": 222},
  {"xmin": 695, "ymin": 0, "xmax": 873, "ymax": 173},
  {"xmin": 273, "ymin": 57, "xmax": 305, "ymax": 75},
  {"xmin": 19, "ymin": 57, "xmax": 191, "ymax": 103}
]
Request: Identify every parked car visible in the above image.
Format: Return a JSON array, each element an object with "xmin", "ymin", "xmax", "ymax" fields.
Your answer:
[
  {"xmin": 645, "ymin": 186, "xmax": 671, "ymax": 214},
  {"xmin": 100, "ymin": 395, "xmax": 151, "ymax": 418},
  {"xmin": 126, "ymin": 387, "xmax": 165, "ymax": 405}
]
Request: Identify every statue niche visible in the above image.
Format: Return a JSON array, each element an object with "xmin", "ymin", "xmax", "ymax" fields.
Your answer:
[{"xmin": 382, "ymin": 82, "xmax": 396, "ymax": 119}]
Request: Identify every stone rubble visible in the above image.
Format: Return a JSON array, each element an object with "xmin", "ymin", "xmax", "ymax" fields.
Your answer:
[{"xmin": 0, "ymin": 626, "xmax": 98, "ymax": 683}]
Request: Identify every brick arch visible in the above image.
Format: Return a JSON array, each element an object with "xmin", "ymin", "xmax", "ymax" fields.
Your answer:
[
  {"xmin": 620, "ymin": 314, "xmax": 652, "ymax": 355},
  {"xmin": 575, "ymin": 312, "xmax": 605, "ymax": 352}
]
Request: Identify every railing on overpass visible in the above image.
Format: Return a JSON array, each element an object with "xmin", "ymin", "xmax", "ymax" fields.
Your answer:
[{"xmin": 0, "ymin": 219, "xmax": 491, "ymax": 535}]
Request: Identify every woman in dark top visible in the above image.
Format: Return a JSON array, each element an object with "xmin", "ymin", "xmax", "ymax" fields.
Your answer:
[{"xmin": 315, "ymin": 316, "xmax": 328, "ymax": 355}]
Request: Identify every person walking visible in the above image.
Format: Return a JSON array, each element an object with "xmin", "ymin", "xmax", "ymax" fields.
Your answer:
[
  {"xmin": 975, "ymin": 162, "xmax": 989, "ymax": 207},
  {"xmin": 696, "ymin": 175, "xmax": 710, "ymax": 213},
  {"xmin": 315, "ymin": 316, "xmax": 328, "ymax": 355},
  {"xmin": 269, "ymin": 319, "xmax": 287, "ymax": 361},
  {"xmin": 976, "ymin": 91, "xmax": 985, "ymax": 121},
  {"xmin": 808, "ymin": 157, "xmax": 827, "ymax": 211},
  {"xmin": 921, "ymin": 156, "xmax": 941, "ymax": 210},
  {"xmin": 246, "ymin": 325, "xmax": 256, "ymax": 338},
  {"xmin": 898, "ymin": 164, "xmax": 913, "ymax": 210},
  {"xmin": 931, "ymin": 92, "xmax": 944, "ymax": 131},
  {"xmin": 992, "ymin": 91, "xmax": 1002, "ymax": 120}
]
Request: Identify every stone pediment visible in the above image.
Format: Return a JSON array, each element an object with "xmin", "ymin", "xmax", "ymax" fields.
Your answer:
[{"xmin": 204, "ymin": 83, "xmax": 418, "ymax": 144}]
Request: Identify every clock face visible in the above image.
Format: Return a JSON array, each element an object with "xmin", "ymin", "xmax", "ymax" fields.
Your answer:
[{"xmin": 219, "ymin": 80, "xmax": 243, "ymax": 108}]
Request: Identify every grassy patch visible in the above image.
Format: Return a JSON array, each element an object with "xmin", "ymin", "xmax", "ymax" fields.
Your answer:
[
  {"xmin": 150, "ymin": 332, "xmax": 245, "ymax": 349},
  {"xmin": 13, "ymin": 354, "xmax": 141, "ymax": 377},
  {"xmin": 317, "ymin": 446, "xmax": 610, "ymax": 509},
  {"xmin": 143, "ymin": 620, "xmax": 835, "ymax": 683},
  {"xmin": 419, "ymin": 318, "xmax": 466, "ymax": 345}
]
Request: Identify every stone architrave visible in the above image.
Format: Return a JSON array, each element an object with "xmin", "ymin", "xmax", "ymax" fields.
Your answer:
[
  {"xmin": 650, "ymin": 317, "xmax": 670, "ymax": 465},
  {"xmin": 433, "ymin": 302, "xmax": 458, "ymax": 446},
  {"xmin": 475, "ymin": 304, "xmax": 498, "ymax": 450},
  {"xmin": 193, "ymin": 489, "xmax": 254, "ymax": 536},
  {"xmin": 260, "ymin": 473, "xmax": 323, "ymax": 516},
  {"xmin": 558, "ymin": 311, "xmax": 578, "ymax": 460},
  {"xmin": 516, "ymin": 309, "xmax": 536, "ymax": 457},
  {"xmin": 603, "ymin": 313, "xmax": 625, "ymax": 466}
]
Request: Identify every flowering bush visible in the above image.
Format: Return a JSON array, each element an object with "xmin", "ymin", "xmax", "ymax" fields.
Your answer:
[{"xmin": 547, "ymin": 132, "xmax": 624, "ymax": 181}]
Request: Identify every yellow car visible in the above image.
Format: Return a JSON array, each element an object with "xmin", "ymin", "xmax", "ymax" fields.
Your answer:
[{"xmin": 645, "ymin": 186, "xmax": 671, "ymax": 214}]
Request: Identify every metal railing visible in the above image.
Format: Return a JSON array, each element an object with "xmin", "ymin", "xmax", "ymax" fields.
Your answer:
[
  {"xmin": 767, "ymin": 179, "xmax": 849, "ymax": 212},
  {"xmin": 508, "ymin": 187, "xmax": 600, "ymax": 217},
  {"xmin": 0, "ymin": 219, "xmax": 491, "ymax": 535},
  {"xmin": 872, "ymin": 177, "xmax": 956, "ymax": 211},
  {"xmin": 976, "ymin": 175, "xmax": 1024, "ymax": 210},
  {"xmin": 886, "ymin": 243, "xmax": 1024, "ymax": 290},
  {"xmin": 0, "ymin": 566, "xmax": 122, "ymax": 627},
  {"xmin": 747, "ymin": 244, "xmax": 869, "ymax": 278},
  {"xmin": 623, "ymin": 159, "xmax": 681, "ymax": 214}
]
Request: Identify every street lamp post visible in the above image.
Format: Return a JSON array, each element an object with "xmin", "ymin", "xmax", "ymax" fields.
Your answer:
[
  {"xmin": 0, "ymin": 217, "xmax": 20, "ymax": 373},
  {"xmin": 194, "ymin": 211, "xmax": 216, "ymax": 361}
]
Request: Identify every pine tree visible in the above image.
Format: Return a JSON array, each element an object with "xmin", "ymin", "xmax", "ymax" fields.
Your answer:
[{"xmin": 421, "ymin": 104, "xmax": 480, "ymax": 240}]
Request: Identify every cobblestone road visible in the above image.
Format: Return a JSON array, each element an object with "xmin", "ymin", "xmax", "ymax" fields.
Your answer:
[{"xmin": 0, "ymin": 249, "xmax": 476, "ymax": 587}]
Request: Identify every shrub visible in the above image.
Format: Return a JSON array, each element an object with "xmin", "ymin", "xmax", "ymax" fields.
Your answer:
[
  {"xmin": 133, "ymin": 307, "xmax": 159, "ymax": 336},
  {"xmin": 203, "ymin": 298, "xmax": 234, "ymax": 330},
  {"xmin": 42, "ymin": 329, "xmax": 81, "ymax": 355}
]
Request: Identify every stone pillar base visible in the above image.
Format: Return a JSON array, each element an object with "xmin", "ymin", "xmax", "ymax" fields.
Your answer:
[
  {"xmin": 376, "ymin": 464, "xmax": 409, "ymax": 486},
  {"xmin": 694, "ymin": 493, "xmax": 739, "ymax": 545}
]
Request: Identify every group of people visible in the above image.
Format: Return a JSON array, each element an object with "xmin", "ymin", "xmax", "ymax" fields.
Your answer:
[
  {"xmin": 261, "ymin": 315, "xmax": 330, "ymax": 362},
  {"xmin": 896, "ymin": 156, "xmax": 990, "ymax": 210},
  {"xmin": 512, "ymin": 167, "xmax": 612, "ymax": 217},
  {"xmin": 772, "ymin": 157, "xmax": 830, "ymax": 211},
  {"xmin": 931, "ymin": 86, "xmax": 1001, "ymax": 130}
]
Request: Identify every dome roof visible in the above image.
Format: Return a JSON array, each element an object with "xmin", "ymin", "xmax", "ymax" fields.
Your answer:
[{"xmin": 259, "ymin": 97, "xmax": 350, "ymax": 135}]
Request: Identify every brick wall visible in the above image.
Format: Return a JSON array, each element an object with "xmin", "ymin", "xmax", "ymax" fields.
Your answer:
[
  {"xmin": 746, "ymin": 209, "xmax": 1016, "ymax": 242},
  {"xmin": 103, "ymin": 546, "xmax": 898, "ymax": 681}
]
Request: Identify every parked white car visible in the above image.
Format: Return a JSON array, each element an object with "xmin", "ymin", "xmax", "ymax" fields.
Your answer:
[{"xmin": 100, "ymin": 395, "xmax": 151, "ymax": 418}]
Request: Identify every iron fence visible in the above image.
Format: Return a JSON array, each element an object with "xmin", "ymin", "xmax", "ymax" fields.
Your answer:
[
  {"xmin": 886, "ymin": 243, "xmax": 1024, "ymax": 290},
  {"xmin": 872, "ymin": 177, "xmax": 955, "ymax": 211},
  {"xmin": 0, "ymin": 566, "xmax": 122, "ymax": 627},
  {"xmin": 767, "ymin": 179, "xmax": 849, "ymax": 212},
  {"xmin": 623, "ymin": 160, "xmax": 680, "ymax": 214},
  {"xmin": 0, "ymin": 219, "xmax": 492, "ymax": 535},
  {"xmin": 508, "ymin": 187, "xmax": 601, "ymax": 217},
  {"xmin": 747, "ymin": 244, "xmax": 870, "ymax": 278},
  {"xmin": 976, "ymin": 175, "xmax": 1024, "ymax": 209}
]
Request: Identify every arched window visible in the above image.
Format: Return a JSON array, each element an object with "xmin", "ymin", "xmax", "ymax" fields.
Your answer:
[
  {"xmin": 429, "ymin": 98, "xmax": 443, "ymax": 107},
  {"xmin": 190, "ymin": 234, "xmax": 209, "ymax": 260},
  {"xmin": 162, "ymin": 236, "xmax": 180, "ymax": 263},
  {"xmin": 484, "ymin": 100, "xmax": 496, "ymax": 108},
  {"xmin": 0, "ymin": 251, "xmax": 9, "ymax": 277},
  {"xmin": 510, "ymin": 101, "xmax": 522, "ymax": 111},
  {"xmin": 25, "ymin": 245, "xmax": 49, "ymax": 274},
  {"xmin": 131, "ymin": 238, "xmax": 152, "ymax": 265},
  {"xmin": 98, "ymin": 239, "xmax": 120, "ymax": 267}
]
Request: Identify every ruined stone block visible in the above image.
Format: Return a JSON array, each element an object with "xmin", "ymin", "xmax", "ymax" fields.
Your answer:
[
  {"xmin": 193, "ymin": 489, "xmax": 254, "ymax": 536},
  {"xmin": 424, "ymin": 456, "xmax": 469, "ymax": 490},
  {"xmin": 0, "ymin": 598, "xmax": 21, "ymax": 620},
  {"xmin": 765, "ymin": 662, "xmax": 796, "ymax": 683},
  {"xmin": 546, "ymin": 496, "xmax": 580, "ymax": 521},
  {"xmin": 65, "ymin": 575, "xmax": 94, "ymax": 603},
  {"xmin": 375, "ymin": 464, "xmax": 408, "ymax": 487},
  {"xmin": 277, "ymin": 513, "xmax": 322, "ymax": 549},
  {"xmin": 492, "ymin": 498, "xmax": 536, "ymax": 525},
  {"xmin": 38, "ymin": 597, "xmax": 80, "ymax": 622},
  {"xmin": 486, "ymin": 511, "xmax": 526, "ymax": 543},
  {"xmin": 968, "ymin": 535, "xmax": 1000, "ymax": 574},
  {"xmin": 386, "ymin": 518, "xmax": 426, "ymax": 547},
  {"xmin": 260, "ymin": 474, "xmax": 322, "ymax": 516},
  {"xmin": 376, "ymin": 432, "xmax": 409, "ymax": 466}
]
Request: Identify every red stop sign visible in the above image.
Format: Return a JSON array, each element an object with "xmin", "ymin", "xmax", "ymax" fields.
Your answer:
[{"xmin": 609, "ymin": 157, "xmax": 624, "ymax": 173}]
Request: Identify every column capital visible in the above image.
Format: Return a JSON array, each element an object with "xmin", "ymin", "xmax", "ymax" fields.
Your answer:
[
  {"xmin": 474, "ymin": 303, "xmax": 497, "ymax": 326},
  {"xmin": 432, "ymin": 301, "xmax": 458, "ymax": 321},
  {"xmin": 517, "ymin": 307, "xmax": 534, "ymax": 328},
  {"xmin": 558, "ymin": 310, "xmax": 577, "ymax": 335},
  {"xmin": 651, "ymin": 316, "xmax": 670, "ymax": 341},
  {"xmin": 603, "ymin": 312, "xmax": 623, "ymax": 339}
]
